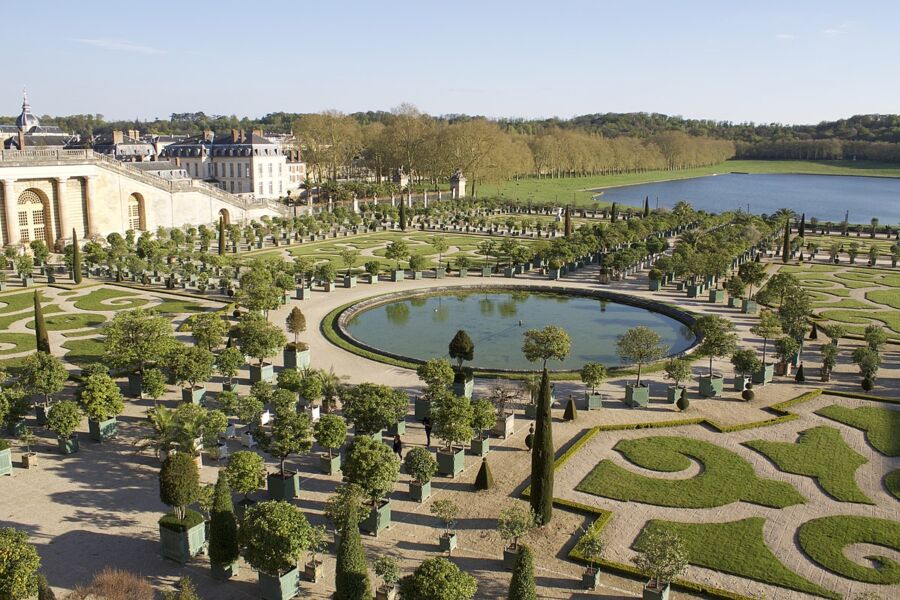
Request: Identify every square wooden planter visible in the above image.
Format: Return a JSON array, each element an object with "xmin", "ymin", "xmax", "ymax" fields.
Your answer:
[
  {"xmin": 182, "ymin": 386, "xmax": 206, "ymax": 405},
  {"xmin": 699, "ymin": 376, "xmax": 724, "ymax": 398},
  {"xmin": 304, "ymin": 560, "xmax": 323, "ymax": 582},
  {"xmin": 387, "ymin": 420, "xmax": 406, "ymax": 436},
  {"xmin": 503, "ymin": 545, "xmax": 518, "ymax": 570},
  {"xmin": 439, "ymin": 532, "xmax": 458, "ymax": 553},
  {"xmin": 343, "ymin": 275, "xmax": 357, "ymax": 288},
  {"xmin": 414, "ymin": 396, "xmax": 431, "ymax": 419},
  {"xmin": 665, "ymin": 386, "xmax": 686, "ymax": 403},
  {"xmin": 625, "ymin": 384, "xmax": 650, "ymax": 408},
  {"xmin": 249, "ymin": 363, "xmax": 274, "ymax": 383},
  {"xmin": 741, "ymin": 299, "xmax": 758, "ymax": 314},
  {"xmin": 360, "ymin": 500, "xmax": 391, "ymax": 536},
  {"xmin": 453, "ymin": 376, "xmax": 474, "ymax": 399},
  {"xmin": 409, "ymin": 480, "xmax": 431, "ymax": 502},
  {"xmin": 469, "ymin": 437, "xmax": 490, "ymax": 457},
  {"xmin": 391, "ymin": 270, "xmax": 405, "ymax": 282},
  {"xmin": 267, "ymin": 471, "xmax": 300, "ymax": 501},
  {"xmin": 320, "ymin": 453, "xmax": 341, "ymax": 475},
  {"xmin": 752, "ymin": 364, "xmax": 775, "ymax": 385},
  {"xmin": 283, "ymin": 347, "xmax": 310, "ymax": 369},
  {"xmin": 437, "ymin": 447, "xmax": 465, "ymax": 478},
  {"xmin": 585, "ymin": 393, "xmax": 604, "ymax": 410},
  {"xmin": 57, "ymin": 436, "xmax": 79, "ymax": 455},
  {"xmin": 159, "ymin": 518, "xmax": 206, "ymax": 564},
  {"xmin": 88, "ymin": 417, "xmax": 118, "ymax": 442},
  {"xmin": 127, "ymin": 373, "xmax": 143, "ymax": 397},
  {"xmin": 258, "ymin": 568, "xmax": 300, "ymax": 600},
  {"xmin": 643, "ymin": 582, "xmax": 671, "ymax": 600},
  {"xmin": 492, "ymin": 412, "xmax": 515, "ymax": 438},
  {"xmin": 0, "ymin": 448, "xmax": 12, "ymax": 476},
  {"xmin": 376, "ymin": 585, "xmax": 398, "ymax": 600},
  {"xmin": 583, "ymin": 568, "xmax": 601, "ymax": 590},
  {"xmin": 211, "ymin": 560, "xmax": 240, "ymax": 581}
]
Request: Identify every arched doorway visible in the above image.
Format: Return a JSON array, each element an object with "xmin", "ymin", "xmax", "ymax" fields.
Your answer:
[
  {"xmin": 17, "ymin": 189, "xmax": 51, "ymax": 245},
  {"xmin": 126, "ymin": 193, "xmax": 146, "ymax": 231},
  {"xmin": 218, "ymin": 208, "xmax": 230, "ymax": 226}
]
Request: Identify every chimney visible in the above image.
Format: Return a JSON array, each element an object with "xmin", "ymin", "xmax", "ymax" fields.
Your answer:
[
  {"xmin": 112, "ymin": 130, "xmax": 124, "ymax": 144},
  {"xmin": 128, "ymin": 129, "xmax": 140, "ymax": 140},
  {"xmin": 203, "ymin": 129, "xmax": 214, "ymax": 142},
  {"xmin": 252, "ymin": 129, "xmax": 263, "ymax": 140},
  {"xmin": 232, "ymin": 129, "xmax": 240, "ymax": 143},
  {"xmin": 17, "ymin": 129, "xmax": 26, "ymax": 149}
]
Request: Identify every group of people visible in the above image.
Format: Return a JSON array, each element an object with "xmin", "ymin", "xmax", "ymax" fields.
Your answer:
[{"xmin": 391, "ymin": 416, "xmax": 433, "ymax": 460}]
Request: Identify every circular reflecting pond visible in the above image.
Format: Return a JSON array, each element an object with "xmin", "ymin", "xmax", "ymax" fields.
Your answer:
[{"xmin": 343, "ymin": 289, "xmax": 696, "ymax": 371}]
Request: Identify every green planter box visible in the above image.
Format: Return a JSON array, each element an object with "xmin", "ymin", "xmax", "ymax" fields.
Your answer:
[
  {"xmin": 181, "ymin": 386, "xmax": 206, "ymax": 405},
  {"xmin": 34, "ymin": 404, "xmax": 48, "ymax": 426},
  {"xmin": 585, "ymin": 393, "xmax": 603, "ymax": 410},
  {"xmin": 387, "ymin": 419, "xmax": 406, "ymax": 436},
  {"xmin": 643, "ymin": 583, "xmax": 671, "ymax": 600},
  {"xmin": 296, "ymin": 286, "xmax": 311, "ymax": 300},
  {"xmin": 453, "ymin": 376, "xmax": 474, "ymax": 399},
  {"xmin": 733, "ymin": 375, "xmax": 751, "ymax": 392},
  {"xmin": 708, "ymin": 289, "xmax": 725, "ymax": 303},
  {"xmin": 127, "ymin": 373, "xmax": 143, "ymax": 397},
  {"xmin": 437, "ymin": 448, "xmax": 465, "ymax": 478},
  {"xmin": 741, "ymin": 299, "xmax": 758, "ymax": 314},
  {"xmin": 283, "ymin": 347, "xmax": 310, "ymax": 369},
  {"xmin": 249, "ymin": 363, "xmax": 274, "ymax": 383},
  {"xmin": 699, "ymin": 376, "xmax": 725, "ymax": 398},
  {"xmin": 267, "ymin": 471, "xmax": 300, "ymax": 501},
  {"xmin": 88, "ymin": 417, "xmax": 117, "ymax": 442},
  {"xmin": 666, "ymin": 386, "xmax": 686, "ymax": 403},
  {"xmin": 57, "ymin": 436, "xmax": 79, "ymax": 455},
  {"xmin": 548, "ymin": 268, "xmax": 561, "ymax": 280},
  {"xmin": 366, "ymin": 274, "xmax": 379, "ymax": 284},
  {"xmin": 503, "ymin": 267, "xmax": 515, "ymax": 278},
  {"xmin": 360, "ymin": 500, "xmax": 391, "ymax": 536},
  {"xmin": 411, "ymin": 271, "xmax": 423, "ymax": 280},
  {"xmin": 583, "ymin": 568, "xmax": 601, "ymax": 590},
  {"xmin": 0, "ymin": 448, "xmax": 11, "ymax": 476},
  {"xmin": 343, "ymin": 275, "xmax": 357, "ymax": 288},
  {"xmin": 469, "ymin": 437, "xmax": 490, "ymax": 457},
  {"xmin": 391, "ymin": 270, "xmax": 405, "ymax": 281},
  {"xmin": 686, "ymin": 284, "xmax": 701, "ymax": 298},
  {"xmin": 409, "ymin": 480, "xmax": 431, "ymax": 502},
  {"xmin": 211, "ymin": 560, "xmax": 239, "ymax": 581},
  {"xmin": 752, "ymin": 364, "xmax": 775, "ymax": 385},
  {"xmin": 414, "ymin": 396, "xmax": 431, "ymax": 419},
  {"xmin": 222, "ymin": 381, "xmax": 239, "ymax": 393},
  {"xmin": 458, "ymin": 268, "xmax": 468, "ymax": 278},
  {"xmin": 435, "ymin": 267, "xmax": 446, "ymax": 279},
  {"xmin": 159, "ymin": 517, "xmax": 206, "ymax": 564},
  {"xmin": 320, "ymin": 453, "xmax": 341, "ymax": 475},
  {"xmin": 439, "ymin": 532, "xmax": 458, "ymax": 553},
  {"xmin": 625, "ymin": 384, "xmax": 650, "ymax": 407},
  {"xmin": 258, "ymin": 568, "xmax": 300, "ymax": 600},
  {"xmin": 481, "ymin": 266, "xmax": 492, "ymax": 277},
  {"xmin": 503, "ymin": 545, "xmax": 518, "ymax": 570},
  {"xmin": 648, "ymin": 279, "xmax": 662, "ymax": 291},
  {"xmin": 728, "ymin": 297, "xmax": 742, "ymax": 308}
]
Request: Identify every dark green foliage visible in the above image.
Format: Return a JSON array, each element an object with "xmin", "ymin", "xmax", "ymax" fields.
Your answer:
[
  {"xmin": 474, "ymin": 458, "xmax": 493, "ymax": 490},
  {"xmin": 676, "ymin": 389, "xmax": 689, "ymax": 411},
  {"xmin": 218, "ymin": 217, "xmax": 226, "ymax": 256},
  {"xmin": 399, "ymin": 557, "xmax": 477, "ymax": 600},
  {"xmin": 448, "ymin": 329, "xmax": 474, "ymax": 369},
  {"xmin": 157, "ymin": 509, "xmax": 205, "ymax": 532},
  {"xmin": 794, "ymin": 363, "xmax": 805, "ymax": 383},
  {"xmin": 33, "ymin": 292, "xmax": 50, "ymax": 353},
  {"xmin": 809, "ymin": 322, "xmax": 818, "ymax": 340},
  {"xmin": 399, "ymin": 200, "xmax": 407, "ymax": 231},
  {"xmin": 208, "ymin": 471, "xmax": 239, "ymax": 567},
  {"xmin": 37, "ymin": 573, "xmax": 56, "ymax": 600},
  {"xmin": 0, "ymin": 527, "xmax": 41, "ymax": 600},
  {"xmin": 611, "ymin": 202, "xmax": 618, "ymax": 222},
  {"xmin": 563, "ymin": 205, "xmax": 572, "ymax": 237},
  {"xmin": 563, "ymin": 396, "xmax": 577, "ymax": 421},
  {"xmin": 508, "ymin": 544, "xmax": 537, "ymax": 600},
  {"xmin": 643, "ymin": 196, "xmax": 650, "ymax": 218},
  {"xmin": 529, "ymin": 369, "xmax": 554, "ymax": 524},
  {"xmin": 335, "ymin": 505, "xmax": 371, "ymax": 600},
  {"xmin": 72, "ymin": 229, "xmax": 82, "ymax": 284},
  {"xmin": 159, "ymin": 452, "xmax": 200, "ymax": 521},
  {"xmin": 782, "ymin": 219, "xmax": 791, "ymax": 264}
]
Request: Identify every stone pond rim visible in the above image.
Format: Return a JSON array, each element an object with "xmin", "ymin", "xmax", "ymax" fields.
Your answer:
[{"xmin": 326, "ymin": 284, "xmax": 702, "ymax": 375}]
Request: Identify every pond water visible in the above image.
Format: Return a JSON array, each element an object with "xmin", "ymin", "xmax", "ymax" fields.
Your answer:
[
  {"xmin": 594, "ymin": 173, "xmax": 900, "ymax": 224},
  {"xmin": 345, "ymin": 290, "xmax": 695, "ymax": 371}
]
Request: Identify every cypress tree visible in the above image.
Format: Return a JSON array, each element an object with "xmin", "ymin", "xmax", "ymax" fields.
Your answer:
[
  {"xmin": 208, "ymin": 471, "xmax": 239, "ymax": 574},
  {"xmin": 34, "ymin": 291, "xmax": 50, "ymax": 353},
  {"xmin": 782, "ymin": 219, "xmax": 791, "ymax": 264},
  {"xmin": 799, "ymin": 213, "xmax": 806, "ymax": 235},
  {"xmin": 610, "ymin": 202, "xmax": 618, "ymax": 222},
  {"xmin": 399, "ymin": 199, "xmax": 407, "ymax": 232},
  {"xmin": 529, "ymin": 368, "xmax": 554, "ymax": 524},
  {"xmin": 218, "ymin": 217, "xmax": 226, "ymax": 256},
  {"xmin": 563, "ymin": 205, "xmax": 572, "ymax": 237},
  {"xmin": 474, "ymin": 458, "xmax": 493, "ymax": 490},
  {"xmin": 643, "ymin": 196, "xmax": 650, "ymax": 218},
  {"xmin": 563, "ymin": 397, "xmax": 577, "ymax": 421},
  {"xmin": 508, "ymin": 544, "xmax": 537, "ymax": 600},
  {"xmin": 72, "ymin": 228, "xmax": 82, "ymax": 284},
  {"xmin": 335, "ymin": 505, "xmax": 371, "ymax": 600}
]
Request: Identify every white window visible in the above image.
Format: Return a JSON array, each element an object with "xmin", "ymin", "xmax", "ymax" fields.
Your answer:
[
  {"xmin": 258, "ymin": 163, "xmax": 263, "ymax": 176},
  {"xmin": 278, "ymin": 163, "xmax": 282, "ymax": 175},
  {"xmin": 268, "ymin": 182, "xmax": 273, "ymax": 194},
  {"xmin": 268, "ymin": 164, "xmax": 273, "ymax": 176},
  {"xmin": 258, "ymin": 182, "xmax": 263, "ymax": 194}
]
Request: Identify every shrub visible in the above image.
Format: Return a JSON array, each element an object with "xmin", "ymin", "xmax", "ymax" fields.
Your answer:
[
  {"xmin": 617, "ymin": 326, "xmax": 667, "ymax": 386},
  {"xmin": 430, "ymin": 499, "xmax": 459, "ymax": 536},
  {"xmin": 509, "ymin": 544, "xmax": 537, "ymax": 600},
  {"xmin": 159, "ymin": 452, "xmax": 200, "ymax": 521},
  {"xmin": 68, "ymin": 568, "xmax": 154, "ymax": 600},
  {"xmin": 399, "ymin": 557, "xmax": 477, "ymax": 600},
  {"xmin": 0, "ymin": 527, "xmax": 41, "ymax": 600},
  {"xmin": 470, "ymin": 397, "xmax": 496, "ymax": 436},
  {"xmin": 448, "ymin": 330, "xmax": 474, "ymax": 370},
  {"xmin": 22, "ymin": 351, "xmax": 66, "ymax": 403},
  {"xmin": 432, "ymin": 393, "xmax": 475, "ymax": 450},
  {"xmin": 208, "ymin": 471, "xmax": 238, "ymax": 567},
  {"xmin": 404, "ymin": 446, "xmax": 437, "ymax": 485},
  {"xmin": 631, "ymin": 529, "xmax": 688, "ymax": 590},
  {"xmin": 162, "ymin": 577, "xmax": 201, "ymax": 600},
  {"xmin": 474, "ymin": 457, "xmax": 494, "ymax": 490},
  {"xmin": 580, "ymin": 362, "xmax": 607, "ymax": 393},
  {"xmin": 240, "ymin": 501, "xmax": 311, "ymax": 576},
  {"xmin": 314, "ymin": 414, "xmax": 347, "ymax": 458},
  {"xmin": 78, "ymin": 372, "xmax": 125, "ymax": 421},
  {"xmin": 498, "ymin": 505, "xmax": 536, "ymax": 549},
  {"xmin": 344, "ymin": 436, "xmax": 400, "ymax": 505},
  {"xmin": 46, "ymin": 400, "xmax": 82, "ymax": 440},
  {"xmin": 167, "ymin": 345, "xmax": 215, "ymax": 390},
  {"xmin": 335, "ymin": 504, "xmax": 371, "ymax": 600},
  {"xmin": 374, "ymin": 556, "xmax": 400, "ymax": 588},
  {"xmin": 341, "ymin": 382, "xmax": 408, "ymax": 435},
  {"xmin": 224, "ymin": 451, "xmax": 266, "ymax": 500}
]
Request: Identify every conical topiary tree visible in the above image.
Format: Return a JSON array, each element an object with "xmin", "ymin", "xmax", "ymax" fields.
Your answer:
[
  {"xmin": 399, "ymin": 199, "xmax": 407, "ymax": 232},
  {"xmin": 563, "ymin": 396, "xmax": 577, "ymax": 421},
  {"xmin": 508, "ymin": 544, "xmax": 537, "ymax": 600},
  {"xmin": 795, "ymin": 363, "xmax": 805, "ymax": 383},
  {"xmin": 529, "ymin": 369, "xmax": 554, "ymax": 524},
  {"xmin": 335, "ymin": 504, "xmax": 371, "ymax": 600},
  {"xmin": 72, "ymin": 229, "xmax": 82, "ymax": 284},
  {"xmin": 33, "ymin": 291, "xmax": 50, "ymax": 353},
  {"xmin": 474, "ymin": 458, "xmax": 493, "ymax": 491},
  {"xmin": 208, "ymin": 471, "xmax": 239, "ymax": 577}
]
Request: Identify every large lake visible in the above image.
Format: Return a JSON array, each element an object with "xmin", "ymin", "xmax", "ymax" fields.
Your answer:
[
  {"xmin": 595, "ymin": 173, "xmax": 900, "ymax": 223},
  {"xmin": 345, "ymin": 290, "xmax": 695, "ymax": 371}
]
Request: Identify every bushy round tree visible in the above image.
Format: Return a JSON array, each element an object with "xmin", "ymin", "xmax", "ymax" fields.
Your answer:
[
  {"xmin": 399, "ymin": 557, "xmax": 477, "ymax": 600},
  {"xmin": 0, "ymin": 527, "xmax": 41, "ymax": 600},
  {"xmin": 159, "ymin": 452, "xmax": 200, "ymax": 521},
  {"xmin": 240, "ymin": 500, "xmax": 311, "ymax": 576},
  {"xmin": 341, "ymin": 383, "xmax": 408, "ymax": 435},
  {"xmin": 343, "ymin": 436, "xmax": 400, "ymax": 506},
  {"xmin": 314, "ymin": 414, "xmax": 347, "ymax": 459}
]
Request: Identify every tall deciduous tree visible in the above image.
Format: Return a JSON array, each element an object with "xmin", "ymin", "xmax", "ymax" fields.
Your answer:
[
  {"xmin": 103, "ymin": 309, "xmax": 176, "ymax": 375},
  {"xmin": 522, "ymin": 325, "xmax": 571, "ymax": 371},
  {"xmin": 616, "ymin": 326, "xmax": 668, "ymax": 387}
]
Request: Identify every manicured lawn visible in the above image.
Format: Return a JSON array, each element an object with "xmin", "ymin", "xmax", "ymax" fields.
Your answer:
[
  {"xmin": 576, "ymin": 436, "xmax": 804, "ymax": 509},
  {"xmin": 61, "ymin": 338, "xmax": 105, "ymax": 368},
  {"xmin": 153, "ymin": 299, "xmax": 208, "ymax": 314},
  {"xmin": 74, "ymin": 288, "xmax": 148, "ymax": 311},
  {"xmin": 815, "ymin": 405, "xmax": 900, "ymax": 456},
  {"xmin": 866, "ymin": 289, "xmax": 900, "ymax": 310},
  {"xmin": 886, "ymin": 470, "xmax": 900, "ymax": 500},
  {"xmin": 797, "ymin": 516, "xmax": 900, "ymax": 584},
  {"xmin": 0, "ymin": 332, "xmax": 36, "ymax": 356},
  {"xmin": 0, "ymin": 291, "xmax": 49, "ymax": 314},
  {"xmin": 25, "ymin": 312, "xmax": 106, "ymax": 331},
  {"xmin": 744, "ymin": 427, "xmax": 872, "ymax": 504},
  {"xmin": 0, "ymin": 304, "xmax": 63, "ymax": 330},
  {"xmin": 634, "ymin": 518, "xmax": 838, "ymax": 599}
]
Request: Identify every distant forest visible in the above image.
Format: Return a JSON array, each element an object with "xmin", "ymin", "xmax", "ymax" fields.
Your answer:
[{"xmin": 3, "ymin": 109, "xmax": 899, "ymax": 180}]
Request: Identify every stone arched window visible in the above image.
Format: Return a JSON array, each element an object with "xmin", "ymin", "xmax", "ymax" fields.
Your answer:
[
  {"xmin": 127, "ymin": 193, "xmax": 146, "ymax": 231},
  {"xmin": 16, "ymin": 189, "xmax": 50, "ymax": 244}
]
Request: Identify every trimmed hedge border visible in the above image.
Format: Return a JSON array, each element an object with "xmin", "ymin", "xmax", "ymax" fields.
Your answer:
[{"xmin": 525, "ymin": 388, "xmax": 900, "ymax": 600}]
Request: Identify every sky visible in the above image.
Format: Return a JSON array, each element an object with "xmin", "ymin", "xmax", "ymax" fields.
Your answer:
[{"xmin": 5, "ymin": 0, "xmax": 898, "ymax": 124}]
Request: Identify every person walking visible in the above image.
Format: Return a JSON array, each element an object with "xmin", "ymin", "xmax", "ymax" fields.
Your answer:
[
  {"xmin": 422, "ymin": 417, "xmax": 432, "ymax": 448},
  {"xmin": 392, "ymin": 433, "xmax": 403, "ymax": 460}
]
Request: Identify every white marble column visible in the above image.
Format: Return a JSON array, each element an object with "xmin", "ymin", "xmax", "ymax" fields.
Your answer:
[
  {"xmin": 54, "ymin": 177, "xmax": 69, "ymax": 243},
  {"xmin": 2, "ymin": 179, "xmax": 19, "ymax": 246}
]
